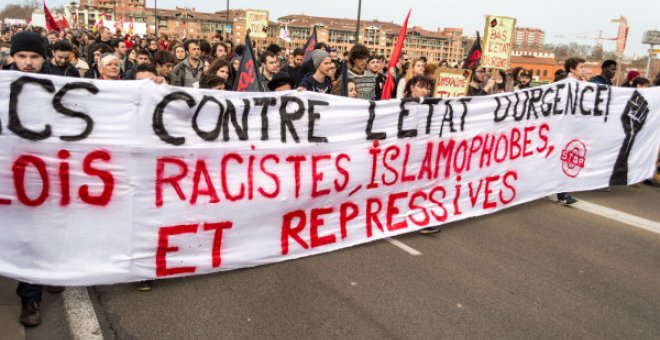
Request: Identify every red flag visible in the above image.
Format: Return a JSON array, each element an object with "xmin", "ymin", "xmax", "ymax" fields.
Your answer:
[
  {"xmin": 43, "ymin": 0, "xmax": 60, "ymax": 31},
  {"xmin": 380, "ymin": 10, "xmax": 411, "ymax": 100},
  {"xmin": 56, "ymin": 17, "xmax": 70, "ymax": 29}
]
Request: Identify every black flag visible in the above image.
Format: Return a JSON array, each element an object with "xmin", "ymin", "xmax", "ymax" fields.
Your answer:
[
  {"xmin": 463, "ymin": 31, "xmax": 482, "ymax": 69},
  {"xmin": 302, "ymin": 26, "xmax": 318, "ymax": 62},
  {"xmin": 233, "ymin": 33, "xmax": 265, "ymax": 92}
]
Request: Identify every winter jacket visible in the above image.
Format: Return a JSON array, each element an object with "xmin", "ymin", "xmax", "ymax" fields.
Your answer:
[
  {"xmin": 299, "ymin": 73, "xmax": 332, "ymax": 94},
  {"xmin": 590, "ymin": 75, "xmax": 612, "ymax": 85},
  {"xmin": 46, "ymin": 60, "xmax": 80, "ymax": 78},
  {"xmin": 170, "ymin": 58, "xmax": 204, "ymax": 87}
]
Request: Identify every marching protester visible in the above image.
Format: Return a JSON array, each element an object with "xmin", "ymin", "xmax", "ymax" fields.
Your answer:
[
  {"xmin": 123, "ymin": 48, "xmax": 152, "ymax": 80},
  {"xmin": 134, "ymin": 62, "xmax": 165, "ymax": 84},
  {"xmin": 200, "ymin": 74, "xmax": 227, "ymax": 90},
  {"xmin": 400, "ymin": 74, "xmax": 442, "ymax": 234},
  {"xmin": 487, "ymin": 69, "xmax": 513, "ymax": 94},
  {"xmin": 207, "ymin": 58, "xmax": 232, "ymax": 86},
  {"xmin": 69, "ymin": 44, "xmax": 89, "ymax": 77},
  {"xmin": 467, "ymin": 63, "xmax": 496, "ymax": 96},
  {"xmin": 298, "ymin": 49, "xmax": 333, "ymax": 94},
  {"xmin": 153, "ymin": 49, "xmax": 176, "ymax": 84},
  {"xmin": 512, "ymin": 67, "xmax": 532, "ymax": 90},
  {"xmin": 85, "ymin": 43, "xmax": 113, "ymax": 79},
  {"xmin": 170, "ymin": 39, "xmax": 204, "ymax": 87},
  {"xmin": 396, "ymin": 58, "xmax": 425, "ymax": 98},
  {"xmin": 555, "ymin": 57, "xmax": 587, "ymax": 205},
  {"xmin": 632, "ymin": 77, "xmax": 651, "ymax": 88},
  {"xmin": 266, "ymin": 43, "xmax": 286, "ymax": 69},
  {"xmin": 212, "ymin": 42, "xmax": 229, "ymax": 61},
  {"xmin": 45, "ymin": 30, "xmax": 58, "ymax": 58},
  {"xmin": 172, "ymin": 44, "xmax": 186, "ymax": 64},
  {"xmin": 2, "ymin": 31, "xmax": 67, "ymax": 327},
  {"xmin": 334, "ymin": 43, "xmax": 376, "ymax": 100},
  {"xmin": 282, "ymin": 47, "xmax": 305, "ymax": 86},
  {"xmin": 368, "ymin": 55, "xmax": 387, "ymax": 100},
  {"xmin": 590, "ymin": 60, "xmax": 617, "ymax": 85},
  {"xmin": 47, "ymin": 40, "xmax": 79, "ymax": 77},
  {"xmin": 329, "ymin": 47, "xmax": 343, "ymax": 77},
  {"xmin": 98, "ymin": 53, "xmax": 121, "ymax": 80},
  {"xmin": 268, "ymin": 71, "xmax": 296, "ymax": 91},
  {"xmin": 111, "ymin": 38, "xmax": 130, "ymax": 77},
  {"xmin": 621, "ymin": 70, "xmax": 639, "ymax": 87},
  {"xmin": 87, "ymin": 26, "xmax": 111, "ymax": 65},
  {"xmin": 259, "ymin": 50, "xmax": 280, "ymax": 90}
]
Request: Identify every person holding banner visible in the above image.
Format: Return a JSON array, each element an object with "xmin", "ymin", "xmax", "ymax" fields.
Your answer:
[
  {"xmin": 554, "ymin": 57, "xmax": 587, "ymax": 205},
  {"xmin": 2, "ymin": 31, "xmax": 67, "ymax": 327},
  {"xmin": 97, "ymin": 53, "xmax": 121, "ymax": 80},
  {"xmin": 401, "ymin": 74, "xmax": 442, "ymax": 234}
]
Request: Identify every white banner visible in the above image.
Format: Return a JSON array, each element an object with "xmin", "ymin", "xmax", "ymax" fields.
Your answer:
[{"xmin": 0, "ymin": 71, "xmax": 658, "ymax": 286}]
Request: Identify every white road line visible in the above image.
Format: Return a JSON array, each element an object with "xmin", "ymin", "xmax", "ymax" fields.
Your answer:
[
  {"xmin": 62, "ymin": 287, "xmax": 104, "ymax": 340},
  {"xmin": 386, "ymin": 238, "xmax": 422, "ymax": 256},
  {"xmin": 572, "ymin": 200, "xmax": 660, "ymax": 235}
]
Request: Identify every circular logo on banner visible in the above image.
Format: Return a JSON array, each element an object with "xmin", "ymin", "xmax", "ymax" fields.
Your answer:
[{"xmin": 560, "ymin": 139, "xmax": 587, "ymax": 178}]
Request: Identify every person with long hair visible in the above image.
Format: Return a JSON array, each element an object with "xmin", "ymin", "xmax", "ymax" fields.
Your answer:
[
  {"xmin": 396, "ymin": 58, "xmax": 426, "ymax": 98},
  {"xmin": 207, "ymin": 58, "xmax": 232, "ymax": 88},
  {"xmin": 402, "ymin": 75, "xmax": 441, "ymax": 234}
]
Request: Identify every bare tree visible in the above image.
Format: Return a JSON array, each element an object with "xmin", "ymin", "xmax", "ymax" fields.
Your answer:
[{"xmin": 0, "ymin": 0, "xmax": 40, "ymax": 21}]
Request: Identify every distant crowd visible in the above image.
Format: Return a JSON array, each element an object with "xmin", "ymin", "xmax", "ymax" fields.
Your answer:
[{"xmin": 1, "ymin": 23, "xmax": 659, "ymax": 98}]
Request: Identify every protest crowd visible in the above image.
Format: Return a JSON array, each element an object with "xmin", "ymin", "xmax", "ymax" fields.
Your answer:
[{"xmin": 1, "ymin": 20, "xmax": 659, "ymax": 328}]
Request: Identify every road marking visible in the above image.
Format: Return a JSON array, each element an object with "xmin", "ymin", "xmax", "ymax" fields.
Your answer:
[
  {"xmin": 572, "ymin": 200, "xmax": 660, "ymax": 235},
  {"xmin": 62, "ymin": 287, "xmax": 104, "ymax": 340},
  {"xmin": 386, "ymin": 238, "xmax": 422, "ymax": 256}
]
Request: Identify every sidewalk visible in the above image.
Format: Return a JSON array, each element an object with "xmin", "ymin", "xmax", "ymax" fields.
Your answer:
[
  {"xmin": 0, "ymin": 277, "xmax": 72, "ymax": 340},
  {"xmin": 0, "ymin": 276, "xmax": 25, "ymax": 340}
]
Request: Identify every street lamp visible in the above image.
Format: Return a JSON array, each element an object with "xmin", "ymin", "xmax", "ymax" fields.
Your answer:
[{"xmin": 226, "ymin": 0, "xmax": 229, "ymax": 42}]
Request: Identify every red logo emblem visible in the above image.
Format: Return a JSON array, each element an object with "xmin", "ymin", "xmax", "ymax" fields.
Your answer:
[{"xmin": 561, "ymin": 139, "xmax": 587, "ymax": 178}]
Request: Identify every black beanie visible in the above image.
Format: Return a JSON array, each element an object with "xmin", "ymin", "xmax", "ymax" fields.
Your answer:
[{"xmin": 10, "ymin": 32, "xmax": 47, "ymax": 59}]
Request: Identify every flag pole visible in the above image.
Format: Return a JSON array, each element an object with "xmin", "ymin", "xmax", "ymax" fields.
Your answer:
[{"xmin": 354, "ymin": 0, "xmax": 362, "ymax": 43}]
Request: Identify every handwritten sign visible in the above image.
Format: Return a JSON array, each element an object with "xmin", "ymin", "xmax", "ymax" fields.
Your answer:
[
  {"xmin": 245, "ymin": 10, "xmax": 269, "ymax": 39},
  {"xmin": 0, "ymin": 72, "xmax": 658, "ymax": 286},
  {"xmin": 433, "ymin": 68, "xmax": 471, "ymax": 98},
  {"xmin": 481, "ymin": 15, "xmax": 516, "ymax": 69}
]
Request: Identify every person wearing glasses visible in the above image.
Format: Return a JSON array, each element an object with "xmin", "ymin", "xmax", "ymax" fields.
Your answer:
[{"xmin": 468, "ymin": 63, "xmax": 496, "ymax": 96}]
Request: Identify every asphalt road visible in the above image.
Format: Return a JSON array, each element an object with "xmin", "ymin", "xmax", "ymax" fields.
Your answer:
[{"xmin": 29, "ymin": 184, "xmax": 660, "ymax": 339}]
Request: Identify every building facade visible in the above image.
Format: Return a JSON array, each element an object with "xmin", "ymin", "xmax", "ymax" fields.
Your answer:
[
  {"xmin": 514, "ymin": 27, "xmax": 545, "ymax": 49},
  {"xmin": 510, "ymin": 48, "xmax": 561, "ymax": 83},
  {"xmin": 71, "ymin": 2, "xmax": 467, "ymax": 63}
]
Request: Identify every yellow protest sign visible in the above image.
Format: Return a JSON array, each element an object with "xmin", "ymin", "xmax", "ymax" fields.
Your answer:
[
  {"xmin": 433, "ymin": 68, "xmax": 472, "ymax": 98},
  {"xmin": 245, "ymin": 10, "xmax": 269, "ymax": 39},
  {"xmin": 481, "ymin": 15, "xmax": 516, "ymax": 69}
]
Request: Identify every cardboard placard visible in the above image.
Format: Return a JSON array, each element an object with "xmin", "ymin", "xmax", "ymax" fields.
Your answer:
[
  {"xmin": 433, "ymin": 68, "xmax": 472, "ymax": 98},
  {"xmin": 245, "ymin": 10, "xmax": 269, "ymax": 39},
  {"xmin": 481, "ymin": 15, "xmax": 516, "ymax": 69}
]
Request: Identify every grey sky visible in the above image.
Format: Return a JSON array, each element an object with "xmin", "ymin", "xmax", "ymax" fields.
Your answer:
[{"xmin": 39, "ymin": 0, "xmax": 659, "ymax": 57}]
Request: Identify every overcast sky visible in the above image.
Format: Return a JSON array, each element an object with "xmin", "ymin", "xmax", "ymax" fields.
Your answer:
[{"xmin": 25, "ymin": 0, "xmax": 660, "ymax": 57}]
